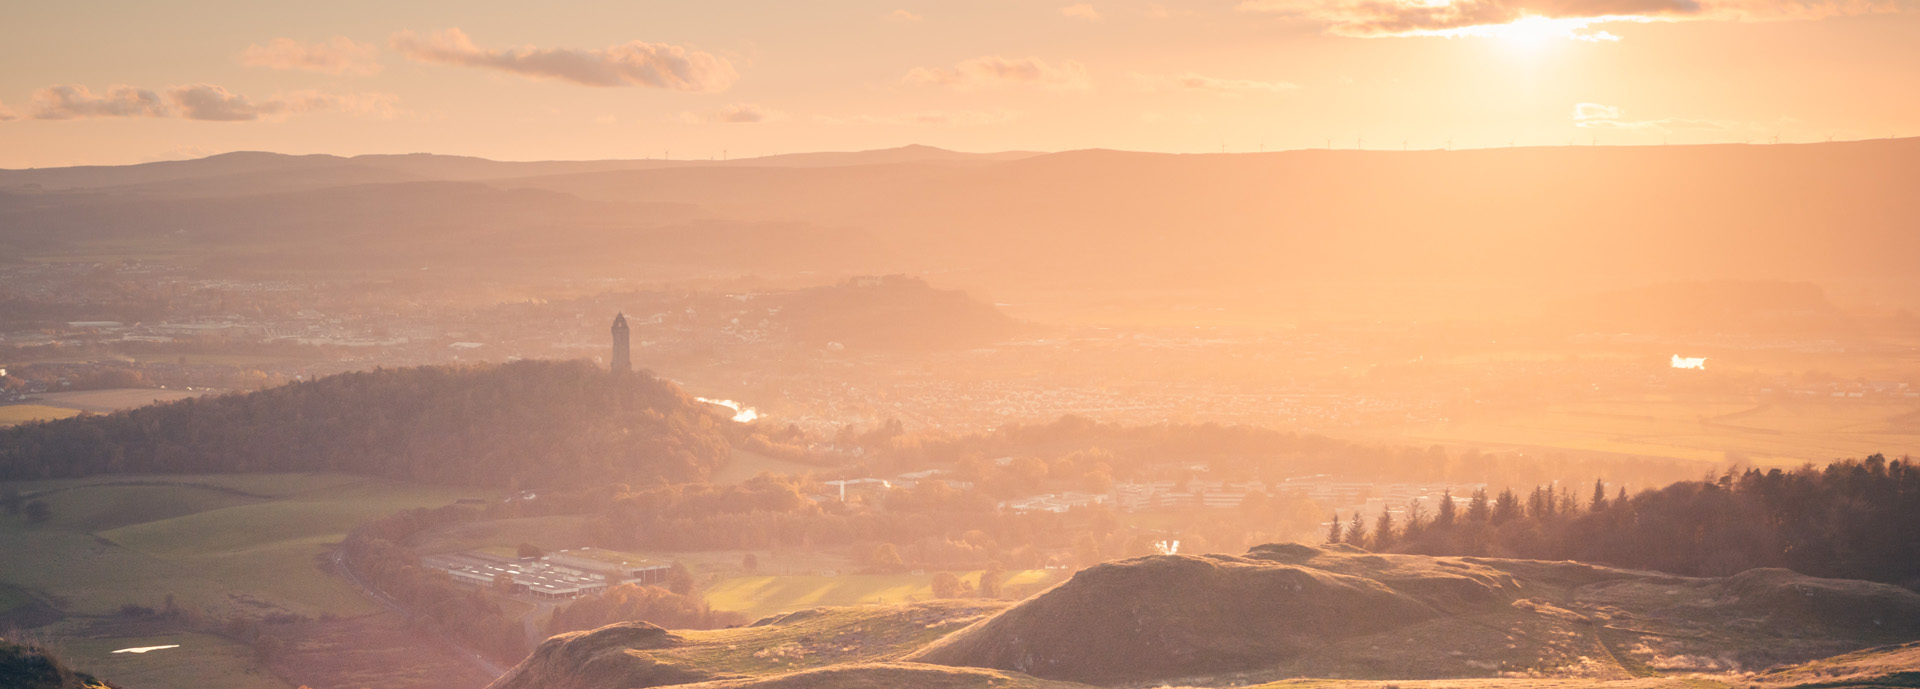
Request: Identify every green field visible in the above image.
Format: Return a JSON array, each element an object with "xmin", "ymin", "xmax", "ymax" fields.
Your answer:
[
  {"xmin": 0, "ymin": 474, "xmax": 477, "ymax": 618},
  {"xmin": 706, "ymin": 569, "xmax": 1058, "ymax": 620},
  {"xmin": 0, "ymin": 404, "xmax": 81, "ymax": 426},
  {"xmin": 711, "ymin": 447, "xmax": 823, "ymax": 485},
  {"xmin": 59, "ymin": 632, "xmax": 297, "ymax": 689},
  {"xmin": 30, "ymin": 388, "xmax": 210, "ymax": 413}
]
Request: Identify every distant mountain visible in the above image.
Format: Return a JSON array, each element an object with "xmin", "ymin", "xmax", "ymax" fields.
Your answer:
[
  {"xmin": 1547, "ymin": 279, "xmax": 1857, "ymax": 334},
  {"xmin": 6, "ymin": 140, "xmax": 1919, "ymax": 319},
  {"xmin": 0, "ymin": 145, "xmax": 1042, "ymax": 197}
]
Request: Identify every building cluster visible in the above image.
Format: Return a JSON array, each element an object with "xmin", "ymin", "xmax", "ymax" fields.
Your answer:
[{"xmin": 423, "ymin": 548, "xmax": 670, "ymax": 600}]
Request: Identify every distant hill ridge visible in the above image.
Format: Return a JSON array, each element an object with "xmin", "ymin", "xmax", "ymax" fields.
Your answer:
[
  {"xmin": 0, "ymin": 359, "xmax": 731, "ymax": 487},
  {"xmin": 7, "ymin": 139, "xmax": 1920, "ymax": 316}
]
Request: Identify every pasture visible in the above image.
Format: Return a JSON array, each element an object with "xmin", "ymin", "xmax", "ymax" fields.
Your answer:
[
  {"xmin": 0, "ymin": 474, "xmax": 476, "ymax": 619},
  {"xmin": 706, "ymin": 569, "xmax": 1059, "ymax": 620},
  {"xmin": 30, "ymin": 387, "xmax": 210, "ymax": 412},
  {"xmin": 59, "ymin": 632, "xmax": 296, "ymax": 689},
  {"xmin": 712, "ymin": 447, "xmax": 823, "ymax": 484},
  {"xmin": 0, "ymin": 403, "xmax": 80, "ymax": 426}
]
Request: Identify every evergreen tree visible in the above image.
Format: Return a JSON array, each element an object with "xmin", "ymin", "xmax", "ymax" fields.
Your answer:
[
  {"xmin": 1435, "ymin": 489, "xmax": 1457, "ymax": 528},
  {"xmin": 1492, "ymin": 488, "xmax": 1521, "ymax": 524},
  {"xmin": 1590, "ymin": 479, "xmax": 1609, "ymax": 512},
  {"xmin": 1466, "ymin": 487, "xmax": 1491, "ymax": 523},
  {"xmin": 1372, "ymin": 509, "xmax": 1397, "ymax": 551},
  {"xmin": 1345, "ymin": 512, "xmax": 1367, "ymax": 547},
  {"xmin": 1326, "ymin": 513, "xmax": 1343, "ymax": 544}
]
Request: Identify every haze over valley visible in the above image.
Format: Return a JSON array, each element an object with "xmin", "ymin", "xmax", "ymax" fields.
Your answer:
[{"xmin": 4, "ymin": 4, "xmax": 1920, "ymax": 689}]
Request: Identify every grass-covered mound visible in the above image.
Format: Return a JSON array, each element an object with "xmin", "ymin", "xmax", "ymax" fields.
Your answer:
[
  {"xmin": 487, "ymin": 600, "xmax": 1008, "ymax": 689},
  {"xmin": 668, "ymin": 662, "xmax": 1089, "ymax": 689},
  {"xmin": 1749, "ymin": 640, "xmax": 1920, "ymax": 688},
  {"xmin": 908, "ymin": 544, "xmax": 1920, "ymax": 686},
  {"xmin": 0, "ymin": 359, "xmax": 730, "ymax": 487}
]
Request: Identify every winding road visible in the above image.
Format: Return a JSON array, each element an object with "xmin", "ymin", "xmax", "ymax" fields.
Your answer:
[{"xmin": 332, "ymin": 548, "xmax": 509, "ymax": 679}]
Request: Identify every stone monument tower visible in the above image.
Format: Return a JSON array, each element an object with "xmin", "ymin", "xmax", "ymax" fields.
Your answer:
[{"xmin": 611, "ymin": 312, "xmax": 631, "ymax": 374}]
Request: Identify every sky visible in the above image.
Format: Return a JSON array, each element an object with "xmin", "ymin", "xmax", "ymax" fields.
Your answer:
[{"xmin": 1, "ymin": 0, "xmax": 1916, "ymax": 167}]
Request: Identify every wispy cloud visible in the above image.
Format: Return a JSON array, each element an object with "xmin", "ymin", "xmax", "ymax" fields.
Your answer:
[
  {"xmin": 0, "ymin": 101, "xmax": 17, "ymax": 122},
  {"xmin": 905, "ymin": 56, "xmax": 1092, "ymax": 91},
  {"xmin": 19, "ymin": 83, "xmax": 398, "ymax": 122},
  {"xmin": 816, "ymin": 110, "xmax": 1020, "ymax": 126},
  {"xmin": 1236, "ymin": 0, "xmax": 1899, "ymax": 40},
  {"xmin": 1131, "ymin": 72, "xmax": 1299, "ymax": 94},
  {"xmin": 176, "ymin": 86, "xmax": 401, "ymax": 121},
  {"xmin": 1572, "ymin": 102, "xmax": 1737, "ymax": 131},
  {"xmin": 681, "ymin": 103, "xmax": 785, "ymax": 124},
  {"xmin": 1062, "ymin": 3, "xmax": 1104, "ymax": 20},
  {"xmin": 241, "ymin": 37, "xmax": 381, "ymax": 76},
  {"xmin": 887, "ymin": 9, "xmax": 925, "ymax": 22},
  {"xmin": 29, "ymin": 85, "xmax": 169, "ymax": 119},
  {"xmin": 390, "ymin": 28, "xmax": 737, "ymax": 92}
]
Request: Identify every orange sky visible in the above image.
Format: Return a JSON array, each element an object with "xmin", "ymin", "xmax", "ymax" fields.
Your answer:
[{"xmin": 2, "ymin": 0, "xmax": 1916, "ymax": 167}]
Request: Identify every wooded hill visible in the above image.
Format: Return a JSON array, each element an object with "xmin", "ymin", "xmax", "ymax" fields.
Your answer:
[{"xmin": 0, "ymin": 360, "xmax": 730, "ymax": 487}]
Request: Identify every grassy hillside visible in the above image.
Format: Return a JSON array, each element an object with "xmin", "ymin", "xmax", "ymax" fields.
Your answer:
[
  {"xmin": 0, "ymin": 473, "xmax": 469, "ymax": 619},
  {"xmin": 0, "ymin": 360, "xmax": 732, "ymax": 488},
  {"xmin": 488, "ymin": 601, "xmax": 1011, "ymax": 689},
  {"xmin": 910, "ymin": 543, "xmax": 1920, "ymax": 686}
]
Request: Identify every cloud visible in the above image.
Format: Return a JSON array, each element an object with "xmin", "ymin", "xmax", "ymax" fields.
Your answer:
[
  {"xmin": 18, "ymin": 83, "xmax": 399, "ymax": 122},
  {"xmin": 888, "ymin": 9, "xmax": 925, "ymax": 22},
  {"xmin": 1235, "ymin": 0, "xmax": 1899, "ymax": 39},
  {"xmin": 0, "ymin": 101, "xmax": 16, "ymax": 122},
  {"xmin": 1571, "ymin": 102, "xmax": 1736, "ymax": 131},
  {"xmin": 681, "ymin": 103, "xmax": 785, "ymax": 124},
  {"xmin": 905, "ymin": 56, "xmax": 1092, "ymax": 91},
  {"xmin": 390, "ymin": 28, "xmax": 737, "ymax": 92},
  {"xmin": 241, "ymin": 37, "xmax": 381, "ymax": 76},
  {"xmin": 1573, "ymin": 102, "xmax": 1622, "ymax": 121},
  {"xmin": 30, "ymin": 85, "xmax": 168, "ymax": 119},
  {"xmin": 171, "ymin": 85, "xmax": 401, "ymax": 121},
  {"xmin": 1062, "ymin": 3, "xmax": 1104, "ymax": 20},
  {"xmin": 169, "ymin": 84, "xmax": 292, "ymax": 121},
  {"xmin": 816, "ymin": 110, "xmax": 1020, "ymax": 126},
  {"xmin": 1133, "ymin": 72, "xmax": 1299, "ymax": 94}
]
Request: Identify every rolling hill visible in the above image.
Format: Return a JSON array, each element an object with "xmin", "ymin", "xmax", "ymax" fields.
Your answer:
[{"xmin": 487, "ymin": 544, "xmax": 1920, "ymax": 689}]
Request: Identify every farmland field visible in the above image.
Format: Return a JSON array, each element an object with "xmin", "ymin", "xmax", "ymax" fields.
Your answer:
[
  {"xmin": 705, "ymin": 569, "xmax": 1060, "ymax": 620},
  {"xmin": 0, "ymin": 474, "xmax": 477, "ymax": 618},
  {"xmin": 59, "ymin": 632, "xmax": 297, "ymax": 689},
  {"xmin": 0, "ymin": 403, "xmax": 81, "ymax": 426},
  {"xmin": 30, "ymin": 387, "xmax": 212, "ymax": 412}
]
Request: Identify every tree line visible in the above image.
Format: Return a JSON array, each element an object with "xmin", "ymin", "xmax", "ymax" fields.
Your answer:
[{"xmin": 1329, "ymin": 454, "xmax": 1920, "ymax": 589}]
